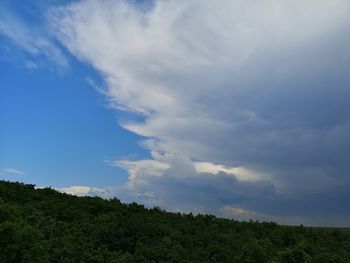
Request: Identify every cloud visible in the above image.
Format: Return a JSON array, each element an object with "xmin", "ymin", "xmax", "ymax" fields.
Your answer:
[
  {"xmin": 58, "ymin": 185, "xmax": 113, "ymax": 198},
  {"xmin": 221, "ymin": 206, "xmax": 258, "ymax": 220},
  {"xmin": 0, "ymin": 168, "xmax": 25, "ymax": 176},
  {"xmin": 115, "ymin": 157, "xmax": 170, "ymax": 190},
  {"xmin": 0, "ymin": 8, "xmax": 68, "ymax": 69},
  {"xmin": 50, "ymin": 0, "xmax": 350, "ymax": 226},
  {"xmin": 194, "ymin": 162, "xmax": 269, "ymax": 182},
  {"xmin": 107, "ymin": 152, "xmax": 350, "ymax": 227},
  {"xmin": 110, "ymin": 152, "xmax": 277, "ymax": 214}
]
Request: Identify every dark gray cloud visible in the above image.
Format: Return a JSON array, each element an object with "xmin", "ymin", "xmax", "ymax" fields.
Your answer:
[{"xmin": 111, "ymin": 154, "xmax": 350, "ymax": 226}]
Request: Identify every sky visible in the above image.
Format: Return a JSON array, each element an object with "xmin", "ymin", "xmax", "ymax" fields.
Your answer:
[{"xmin": 1, "ymin": 0, "xmax": 350, "ymax": 227}]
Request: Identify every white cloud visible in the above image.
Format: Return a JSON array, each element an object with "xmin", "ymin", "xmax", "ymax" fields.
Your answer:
[
  {"xmin": 194, "ymin": 162, "xmax": 269, "ymax": 182},
  {"xmin": 50, "ymin": 0, "xmax": 350, "ymax": 225},
  {"xmin": 114, "ymin": 157, "xmax": 170, "ymax": 189},
  {"xmin": 58, "ymin": 185, "xmax": 112, "ymax": 198},
  {"xmin": 0, "ymin": 168, "xmax": 25, "ymax": 176}
]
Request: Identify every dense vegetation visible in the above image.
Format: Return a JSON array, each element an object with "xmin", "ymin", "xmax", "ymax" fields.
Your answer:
[{"xmin": 0, "ymin": 180, "xmax": 349, "ymax": 262}]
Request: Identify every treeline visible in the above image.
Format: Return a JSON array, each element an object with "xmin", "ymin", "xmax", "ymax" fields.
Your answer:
[{"xmin": 0, "ymin": 180, "xmax": 349, "ymax": 262}]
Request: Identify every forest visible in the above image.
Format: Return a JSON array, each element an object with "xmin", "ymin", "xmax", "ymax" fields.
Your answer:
[{"xmin": 0, "ymin": 180, "xmax": 349, "ymax": 262}]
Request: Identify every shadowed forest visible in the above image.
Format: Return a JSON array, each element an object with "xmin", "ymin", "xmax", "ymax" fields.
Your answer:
[{"xmin": 0, "ymin": 180, "xmax": 349, "ymax": 262}]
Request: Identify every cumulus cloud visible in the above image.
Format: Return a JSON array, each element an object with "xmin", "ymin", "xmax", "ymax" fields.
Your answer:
[
  {"xmin": 58, "ymin": 185, "xmax": 113, "ymax": 198},
  {"xmin": 50, "ymin": 0, "xmax": 350, "ymax": 225}
]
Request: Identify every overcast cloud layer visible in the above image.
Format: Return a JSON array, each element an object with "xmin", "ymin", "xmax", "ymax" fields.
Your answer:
[{"xmin": 51, "ymin": 0, "xmax": 350, "ymax": 226}]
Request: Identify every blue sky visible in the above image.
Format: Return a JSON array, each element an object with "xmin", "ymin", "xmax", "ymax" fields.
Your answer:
[
  {"xmin": 1, "ymin": 0, "xmax": 350, "ymax": 227},
  {"xmin": 0, "ymin": 56, "xmax": 148, "ymax": 188},
  {"xmin": 0, "ymin": 0, "xmax": 149, "ymax": 188}
]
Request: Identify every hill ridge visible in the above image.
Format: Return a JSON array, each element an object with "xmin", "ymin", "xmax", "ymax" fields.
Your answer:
[{"xmin": 0, "ymin": 180, "xmax": 349, "ymax": 262}]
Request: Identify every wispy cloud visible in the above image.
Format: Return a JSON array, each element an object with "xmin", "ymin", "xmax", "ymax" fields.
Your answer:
[
  {"xmin": 0, "ymin": 8, "xmax": 68, "ymax": 69},
  {"xmin": 0, "ymin": 168, "xmax": 25, "ymax": 176}
]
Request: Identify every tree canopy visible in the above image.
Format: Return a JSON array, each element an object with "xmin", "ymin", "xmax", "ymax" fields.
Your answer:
[{"xmin": 0, "ymin": 180, "xmax": 349, "ymax": 262}]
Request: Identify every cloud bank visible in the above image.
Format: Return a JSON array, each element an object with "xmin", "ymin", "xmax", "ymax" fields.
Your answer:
[{"xmin": 50, "ymin": 0, "xmax": 350, "ymax": 226}]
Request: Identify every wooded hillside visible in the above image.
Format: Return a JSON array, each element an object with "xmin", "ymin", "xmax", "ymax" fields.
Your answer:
[{"xmin": 0, "ymin": 180, "xmax": 349, "ymax": 262}]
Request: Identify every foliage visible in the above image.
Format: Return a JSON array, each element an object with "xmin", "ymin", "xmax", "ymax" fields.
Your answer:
[{"xmin": 0, "ymin": 180, "xmax": 349, "ymax": 262}]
